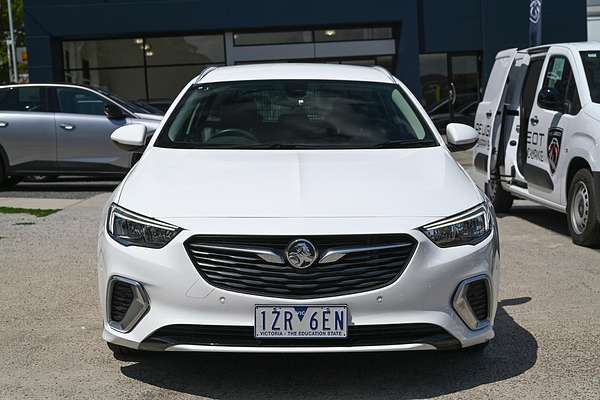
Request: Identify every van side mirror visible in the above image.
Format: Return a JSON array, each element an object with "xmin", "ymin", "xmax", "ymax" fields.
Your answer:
[
  {"xmin": 111, "ymin": 124, "xmax": 147, "ymax": 151},
  {"xmin": 105, "ymin": 103, "xmax": 126, "ymax": 120},
  {"xmin": 538, "ymin": 87, "xmax": 564, "ymax": 112},
  {"xmin": 446, "ymin": 123, "xmax": 479, "ymax": 152}
]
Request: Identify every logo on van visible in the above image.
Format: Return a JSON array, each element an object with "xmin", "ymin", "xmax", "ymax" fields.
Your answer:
[{"xmin": 547, "ymin": 127, "xmax": 563, "ymax": 174}]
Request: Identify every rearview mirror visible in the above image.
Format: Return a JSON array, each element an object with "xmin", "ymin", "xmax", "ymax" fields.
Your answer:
[
  {"xmin": 537, "ymin": 87, "xmax": 563, "ymax": 112},
  {"xmin": 105, "ymin": 103, "xmax": 126, "ymax": 120},
  {"xmin": 446, "ymin": 123, "xmax": 479, "ymax": 152},
  {"xmin": 111, "ymin": 124, "xmax": 147, "ymax": 151}
]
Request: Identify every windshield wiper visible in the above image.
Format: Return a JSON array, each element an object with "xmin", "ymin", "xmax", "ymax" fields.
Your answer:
[{"xmin": 371, "ymin": 139, "xmax": 437, "ymax": 149}]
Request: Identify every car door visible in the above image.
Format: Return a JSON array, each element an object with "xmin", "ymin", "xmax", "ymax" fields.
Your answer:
[
  {"xmin": 53, "ymin": 86, "xmax": 132, "ymax": 173},
  {"xmin": 524, "ymin": 50, "xmax": 581, "ymax": 204},
  {"xmin": 473, "ymin": 48, "xmax": 517, "ymax": 181},
  {"xmin": 0, "ymin": 86, "xmax": 56, "ymax": 173}
]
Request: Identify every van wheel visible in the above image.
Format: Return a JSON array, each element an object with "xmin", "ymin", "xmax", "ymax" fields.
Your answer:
[
  {"xmin": 488, "ymin": 178, "xmax": 514, "ymax": 212},
  {"xmin": 567, "ymin": 169, "xmax": 600, "ymax": 247}
]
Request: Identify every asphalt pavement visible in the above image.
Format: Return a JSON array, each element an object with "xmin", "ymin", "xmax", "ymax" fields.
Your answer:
[{"xmin": 0, "ymin": 178, "xmax": 599, "ymax": 399}]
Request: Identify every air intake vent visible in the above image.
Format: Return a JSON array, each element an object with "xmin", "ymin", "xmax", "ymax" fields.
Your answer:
[
  {"xmin": 107, "ymin": 277, "xmax": 150, "ymax": 333},
  {"xmin": 466, "ymin": 280, "xmax": 489, "ymax": 321},
  {"xmin": 110, "ymin": 281, "xmax": 134, "ymax": 322},
  {"xmin": 184, "ymin": 234, "xmax": 417, "ymax": 298}
]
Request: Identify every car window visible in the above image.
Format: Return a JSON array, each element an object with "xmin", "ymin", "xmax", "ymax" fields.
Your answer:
[
  {"xmin": 57, "ymin": 88, "xmax": 107, "ymax": 115},
  {"xmin": 540, "ymin": 55, "xmax": 580, "ymax": 115},
  {"xmin": 0, "ymin": 86, "xmax": 47, "ymax": 112},
  {"xmin": 156, "ymin": 80, "xmax": 438, "ymax": 149}
]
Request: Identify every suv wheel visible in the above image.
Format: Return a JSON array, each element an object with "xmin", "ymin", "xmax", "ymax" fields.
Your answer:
[
  {"xmin": 567, "ymin": 169, "xmax": 600, "ymax": 247},
  {"xmin": 488, "ymin": 177, "xmax": 514, "ymax": 212}
]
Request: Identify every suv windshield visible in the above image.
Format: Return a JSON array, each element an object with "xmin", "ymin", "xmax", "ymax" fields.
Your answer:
[
  {"xmin": 155, "ymin": 80, "xmax": 438, "ymax": 149},
  {"xmin": 580, "ymin": 51, "xmax": 600, "ymax": 103}
]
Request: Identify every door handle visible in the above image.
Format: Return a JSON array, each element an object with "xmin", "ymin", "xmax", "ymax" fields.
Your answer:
[
  {"xmin": 530, "ymin": 116, "xmax": 539, "ymax": 126},
  {"xmin": 59, "ymin": 123, "xmax": 75, "ymax": 131},
  {"xmin": 486, "ymin": 111, "xmax": 493, "ymax": 118},
  {"xmin": 0, "ymin": 121, "xmax": 8, "ymax": 127}
]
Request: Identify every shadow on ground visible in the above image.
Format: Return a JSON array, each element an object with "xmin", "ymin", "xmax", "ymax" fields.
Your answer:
[
  {"xmin": 497, "ymin": 203, "xmax": 570, "ymax": 237},
  {"xmin": 120, "ymin": 297, "xmax": 536, "ymax": 399}
]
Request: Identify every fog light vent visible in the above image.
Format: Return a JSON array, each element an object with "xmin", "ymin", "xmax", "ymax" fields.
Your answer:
[
  {"xmin": 452, "ymin": 275, "xmax": 491, "ymax": 330},
  {"xmin": 466, "ymin": 280, "xmax": 489, "ymax": 321},
  {"xmin": 107, "ymin": 276, "xmax": 150, "ymax": 333}
]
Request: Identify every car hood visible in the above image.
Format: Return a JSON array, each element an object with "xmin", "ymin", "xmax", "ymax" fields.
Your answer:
[{"xmin": 118, "ymin": 146, "xmax": 482, "ymax": 221}]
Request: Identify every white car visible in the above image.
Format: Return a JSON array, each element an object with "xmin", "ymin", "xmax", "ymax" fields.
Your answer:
[
  {"xmin": 98, "ymin": 63, "xmax": 499, "ymax": 356},
  {"xmin": 473, "ymin": 43, "xmax": 600, "ymax": 247}
]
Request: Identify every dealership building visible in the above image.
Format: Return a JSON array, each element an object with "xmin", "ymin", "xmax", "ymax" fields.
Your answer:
[{"xmin": 25, "ymin": 0, "xmax": 586, "ymax": 115}]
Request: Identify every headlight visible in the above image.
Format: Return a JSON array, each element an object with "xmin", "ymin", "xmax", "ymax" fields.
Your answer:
[
  {"xmin": 420, "ymin": 202, "xmax": 493, "ymax": 248},
  {"xmin": 107, "ymin": 203, "xmax": 181, "ymax": 248}
]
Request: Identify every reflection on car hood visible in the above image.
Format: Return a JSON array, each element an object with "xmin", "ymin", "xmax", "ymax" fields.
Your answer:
[{"xmin": 118, "ymin": 146, "xmax": 482, "ymax": 220}]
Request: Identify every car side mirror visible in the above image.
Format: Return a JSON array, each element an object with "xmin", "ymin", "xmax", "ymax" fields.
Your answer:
[
  {"xmin": 538, "ymin": 87, "xmax": 564, "ymax": 112},
  {"xmin": 446, "ymin": 123, "xmax": 479, "ymax": 152},
  {"xmin": 105, "ymin": 103, "xmax": 126, "ymax": 120},
  {"xmin": 111, "ymin": 124, "xmax": 147, "ymax": 151}
]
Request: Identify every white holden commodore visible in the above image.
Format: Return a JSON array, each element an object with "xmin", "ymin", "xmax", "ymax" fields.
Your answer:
[{"xmin": 99, "ymin": 63, "xmax": 499, "ymax": 356}]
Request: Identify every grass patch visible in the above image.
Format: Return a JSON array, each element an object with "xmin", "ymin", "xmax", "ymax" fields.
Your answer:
[{"xmin": 0, "ymin": 207, "xmax": 60, "ymax": 217}]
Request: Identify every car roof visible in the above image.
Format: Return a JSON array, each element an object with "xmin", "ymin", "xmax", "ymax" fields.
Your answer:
[
  {"xmin": 0, "ymin": 82, "xmax": 102, "ymax": 91},
  {"xmin": 520, "ymin": 41, "xmax": 600, "ymax": 53},
  {"xmin": 196, "ymin": 63, "xmax": 396, "ymax": 84}
]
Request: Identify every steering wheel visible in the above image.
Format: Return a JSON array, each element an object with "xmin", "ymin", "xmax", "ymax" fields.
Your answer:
[{"xmin": 209, "ymin": 128, "xmax": 258, "ymax": 142}]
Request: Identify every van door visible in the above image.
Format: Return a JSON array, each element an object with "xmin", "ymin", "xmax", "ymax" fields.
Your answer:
[
  {"xmin": 473, "ymin": 48, "xmax": 517, "ymax": 182},
  {"xmin": 524, "ymin": 49, "xmax": 581, "ymax": 204}
]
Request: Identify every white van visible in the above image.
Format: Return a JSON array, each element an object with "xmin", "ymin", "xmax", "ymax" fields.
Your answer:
[{"xmin": 473, "ymin": 43, "xmax": 600, "ymax": 247}]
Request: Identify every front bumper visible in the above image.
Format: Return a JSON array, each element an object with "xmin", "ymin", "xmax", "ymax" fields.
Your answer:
[{"xmin": 98, "ymin": 227, "xmax": 499, "ymax": 353}]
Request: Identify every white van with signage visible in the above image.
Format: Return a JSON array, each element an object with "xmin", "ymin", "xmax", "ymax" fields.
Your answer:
[{"xmin": 473, "ymin": 43, "xmax": 600, "ymax": 247}]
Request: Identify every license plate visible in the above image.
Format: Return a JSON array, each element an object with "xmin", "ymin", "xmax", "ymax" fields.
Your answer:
[{"xmin": 254, "ymin": 305, "xmax": 348, "ymax": 339}]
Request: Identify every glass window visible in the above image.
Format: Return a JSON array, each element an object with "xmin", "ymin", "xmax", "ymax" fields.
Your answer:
[
  {"xmin": 0, "ymin": 86, "xmax": 47, "ymax": 112},
  {"xmin": 156, "ymin": 80, "xmax": 438, "ymax": 149},
  {"xmin": 580, "ymin": 51, "xmax": 600, "ymax": 103},
  {"xmin": 233, "ymin": 31, "xmax": 312, "ymax": 46},
  {"xmin": 419, "ymin": 53, "xmax": 449, "ymax": 112},
  {"xmin": 145, "ymin": 35, "xmax": 225, "ymax": 66},
  {"xmin": 541, "ymin": 55, "xmax": 580, "ymax": 114},
  {"xmin": 147, "ymin": 65, "xmax": 220, "ymax": 100},
  {"xmin": 56, "ymin": 87, "xmax": 106, "ymax": 115},
  {"xmin": 314, "ymin": 27, "xmax": 392, "ymax": 42},
  {"xmin": 63, "ymin": 39, "xmax": 144, "ymax": 69},
  {"xmin": 65, "ymin": 68, "xmax": 146, "ymax": 101}
]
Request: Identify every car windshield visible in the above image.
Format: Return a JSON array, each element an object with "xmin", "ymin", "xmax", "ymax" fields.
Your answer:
[
  {"xmin": 580, "ymin": 51, "xmax": 600, "ymax": 103},
  {"xmin": 155, "ymin": 80, "xmax": 438, "ymax": 149}
]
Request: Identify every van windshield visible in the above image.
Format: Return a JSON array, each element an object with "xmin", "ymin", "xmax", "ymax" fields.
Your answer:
[
  {"xmin": 155, "ymin": 80, "xmax": 438, "ymax": 149},
  {"xmin": 580, "ymin": 51, "xmax": 600, "ymax": 103}
]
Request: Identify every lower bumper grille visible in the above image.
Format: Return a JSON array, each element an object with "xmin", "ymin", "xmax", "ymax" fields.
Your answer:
[
  {"xmin": 184, "ymin": 234, "xmax": 417, "ymax": 298},
  {"xmin": 141, "ymin": 323, "xmax": 460, "ymax": 350}
]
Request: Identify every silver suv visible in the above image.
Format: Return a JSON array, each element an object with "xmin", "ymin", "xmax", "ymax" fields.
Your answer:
[{"xmin": 0, "ymin": 84, "xmax": 162, "ymax": 185}]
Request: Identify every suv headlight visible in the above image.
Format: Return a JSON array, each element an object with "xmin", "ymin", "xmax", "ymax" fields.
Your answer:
[
  {"xmin": 107, "ymin": 203, "xmax": 181, "ymax": 248},
  {"xmin": 420, "ymin": 202, "xmax": 493, "ymax": 248}
]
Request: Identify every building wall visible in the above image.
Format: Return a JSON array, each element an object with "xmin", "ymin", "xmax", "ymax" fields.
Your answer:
[{"xmin": 25, "ymin": 0, "xmax": 587, "ymax": 97}]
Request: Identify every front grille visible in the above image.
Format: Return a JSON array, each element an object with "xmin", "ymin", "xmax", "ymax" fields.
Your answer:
[
  {"xmin": 184, "ymin": 234, "xmax": 417, "ymax": 298},
  {"xmin": 466, "ymin": 280, "xmax": 489, "ymax": 321},
  {"xmin": 110, "ymin": 281, "xmax": 134, "ymax": 322},
  {"xmin": 141, "ymin": 323, "xmax": 460, "ymax": 350}
]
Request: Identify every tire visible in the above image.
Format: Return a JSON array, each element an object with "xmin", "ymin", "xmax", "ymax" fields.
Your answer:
[
  {"xmin": 460, "ymin": 340, "xmax": 490, "ymax": 353},
  {"xmin": 488, "ymin": 177, "xmax": 514, "ymax": 213},
  {"xmin": 107, "ymin": 342, "xmax": 143, "ymax": 358},
  {"xmin": 0, "ymin": 176, "xmax": 22, "ymax": 188},
  {"xmin": 567, "ymin": 169, "xmax": 600, "ymax": 247}
]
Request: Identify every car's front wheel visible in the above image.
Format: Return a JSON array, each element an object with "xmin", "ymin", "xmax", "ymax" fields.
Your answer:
[
  {"xmin": 567, "ymin": 169, "xmax": 600, "ymax": 247},
  {"xmin": 107, "ymin": 342, "xmax": 145, "ymax": 359}
]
